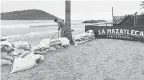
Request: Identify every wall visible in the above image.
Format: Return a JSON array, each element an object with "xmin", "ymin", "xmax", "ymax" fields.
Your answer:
[{"xmin": 85, "ymin": 25, "xmax": 144, "ymax": 43}]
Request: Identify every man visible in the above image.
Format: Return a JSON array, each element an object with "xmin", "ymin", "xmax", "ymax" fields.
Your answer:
[{"xmin": 54, "ymin": 19, "xmax": 66, "ymax": 37}]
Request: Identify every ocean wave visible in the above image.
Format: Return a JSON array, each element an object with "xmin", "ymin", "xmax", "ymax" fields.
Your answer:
[
  {"xmin": 2, "ymin": 28, "xmax": 85, "ymax": 39},
  {"xmin": 1, "ymin": 23, "xmax": 57, "ymax": 28},
  {"xmin": 1, "ymin": 25, "xmax": 30, "ymax": 28},
  {"xmin": 2, "ymin": 30, "xmax": 57, "ymax": 38}
]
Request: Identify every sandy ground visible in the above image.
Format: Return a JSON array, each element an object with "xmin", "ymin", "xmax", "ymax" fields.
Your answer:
[{"xmin": 1, "ymin": 39, "xmax": 144, "ymax": 80}]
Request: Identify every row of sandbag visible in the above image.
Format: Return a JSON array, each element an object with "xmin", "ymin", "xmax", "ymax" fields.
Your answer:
[
  {"xmin": 1, "ymin": 30, "xmax": 94, "ymax": 73},
  {"xmin": 1, "ymin": 37, "xmax": 70, "ymax": 73}
]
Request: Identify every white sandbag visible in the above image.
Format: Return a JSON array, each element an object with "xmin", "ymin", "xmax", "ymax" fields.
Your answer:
[
  {"xmin": 32, "ymin": 44, "xmax": 50, "ymax": 52},
  {"xmin": 88, "ymin": 30, "xmax": 94, "ymax": 33},
  {"xmin": 32, "ymin": 39, "xmax": 50, "ymax": 51},
  {"xmin": 32, "ymin": 38, "xmax": 60, "ymax": 52},
  {"xmin": 49, "ymin": 47, "xmax": 57, "ymax": 51},
  {"xmin": 31, "ymin": 44, "xmax": 41, "ymax": 51},
  {"xmin": 57, "ymin": 37, "xmax": 70, "ymax": 46},
  {"xmin": 53, "ymin": 45, "xmax": 62, "ymax": 49},
  {"xmin": 10, "ymin": 49, "xmax": 22, "ymax": 56},
  {"xmin": 10, "ymin": 48, "xmax": 30, "ymax": 57},
  {"xmin": 50, "ymin": 39, "xmax": 61, "ymax": 46},
  {"xmin": 11, "ymin": 41, "xmax": 31, "ymax": 56},
  {"xmin": 40, "ymin": 38, "xmax": 51, "ymax": 47},
  {"xmin": 1, "ymin": 59, "xmax": 12, "ymax": 66},
  {"xmin": 44, "ymin": 47, "xmax": 57, "ymax": 52},
  {"xmin": 73, "ymin": 30, "xmax": 95, "ymax": 42},
  {"xmin": 82, "ymin": 31, "xmax": 94, "ymax": 37},
  {"xmin": 0, "ymin": 41, "xmax": 12, "ymax": 48},
  {"xmin": 11, "ymin": 53, "xmax": 44, "ymax": 73},
  {"xmin": 33, "ymin": 46, "xmax": 57, "ymax": 55},
  {"xmin": 12, "ymin": 41, "xmax": 31, "ymax": 50},
  {"xmin": 19, "ymin": 51, "xmax": 31, "ymax": 58},
  {"xmin": 32, "ymin": 38, "xmax": 69, "ymax": 52},
  {"xmin": 1, "ymin": 41, "xmax": 14, "ymax": 53},
  {"xmin": 73, "ymin": 34, "xmax": 83, "ymax": 41},
  {"xmin": 1, "ymin": 52, "xmax": 14, "ymax": 62}
]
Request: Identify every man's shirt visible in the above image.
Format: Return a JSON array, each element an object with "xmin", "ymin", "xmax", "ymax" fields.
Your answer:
[{"xmin": 58, "ymin": 20, "xmax": 65, "ymax": 30}]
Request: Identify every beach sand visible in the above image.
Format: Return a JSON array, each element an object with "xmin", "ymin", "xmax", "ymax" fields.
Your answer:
[
  {"xmin": 5, "ymin": 28, "xmax": 85, "ymax": 47},
  {"xmin": 1, "ymin": 39, "xmax": 144, "ymax": 80}
]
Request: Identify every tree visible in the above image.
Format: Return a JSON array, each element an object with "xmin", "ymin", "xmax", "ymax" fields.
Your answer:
[
  {"xmin": 65, "ymin": 0, "xmax": 75, "ymax": 45},
  {"xmin": 140, "ymin": 1, "xmax": 144, "ymax": 9}
]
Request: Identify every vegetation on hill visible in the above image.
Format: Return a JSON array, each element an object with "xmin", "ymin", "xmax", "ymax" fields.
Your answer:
[
  {"xmin": 82, "ymin": 20, "xmax": 107, "ymax": 23},
  {"xmin": 1, "ymin": 9, "xmax": 59, "ymax": 20}
]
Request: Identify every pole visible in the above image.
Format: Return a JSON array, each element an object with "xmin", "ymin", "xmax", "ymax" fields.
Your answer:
[
  {"xmin": 134, "ymin": 12, "xmax": 137, "ymax": 27},
  {"xmin": 112, "ymin": 7, "xmax": 114, "ymax": 26},
  {"xmin": 65, "ymin": 0, "xmax": 74, "ymax": 45}
]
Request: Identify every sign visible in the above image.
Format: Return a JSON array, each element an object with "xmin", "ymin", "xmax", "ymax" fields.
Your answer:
[
  {"xmin": 85, "ymin": 25, "xmax": 144, "ymax": 43},
  {"xmin": 98, "ymin": 29, "xmax": 144, "ymax": 38}
]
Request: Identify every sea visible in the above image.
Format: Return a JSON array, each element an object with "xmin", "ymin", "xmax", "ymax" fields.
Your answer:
[
  {"xmin": 1, "ymin": 20, "xmax": 112, "ymax": 39},
  {"xmin": 1, "ymin": 20, "xmax": 87, "ymax": 37}
]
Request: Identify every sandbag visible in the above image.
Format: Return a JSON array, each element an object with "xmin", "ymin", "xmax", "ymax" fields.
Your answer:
[
  {"xmin": 39, "ymin": 38, "xmax": 51, "ymax": 47},
  {"xmin": 1, "ymin": 41, "xmax": 14, "ymax": 53},
  {"xmin": 32, "ymin": 44, "xmax": 50, "ymax": 53},
  {"xmin": 32, "ymin": 38, "xmax": 59, "ymax": 52},
  {"xmin": 11, "ymin": 41, "xmax": 31, "ymax": 56},
  {"xmin": 0, "ymin": 41, "xmax": 12, "ymax": 48},
  {"xmin": 0, "ymin": 37, "xmax": 7, "ymax": 41},
  {"xmin": 12, "ymin": 41, "xmax": 31, "ymax": 50},
  {"xmin": 50, "ymin": 39, "xmax": 61, "ymax": 46},
  {"xmin": 32, "ymin": 39, "xmax": 50, "ymax": 51},
  {"xmin": 11, "ymin": 53, "xmax": 44, "ymax": 73},
  {"xmin": 32, "ymin": 38, "xmax": 69, "ymax": 53},
  {"xmin": 19, "ymin": 51, "xmax": 31, "ymax": 58},
  {"xmin": 1, "ymin": 41, "xmax": 15, "ymax": 60},
  {"xmin": 73, "ymin": 34, "xmax": 83, "ymax": 41},
  {"xmin": 49, "ymin": 47, "xmax": 57, "ymax": 51},
  {"xmin": 73, "ymin": 30, "xmax": 95, "ymax": 42},
  {"xmin": 57, "ymin": 38, "xmax": 70, "ymax": 46},
  {"xmin": 1, "ymin": 59, "xmax": 12, "ymax": 66},
  {"xmin": 11, "ymin": 49, "xmax": 24, "ymax": 56},
  {"xmin": 33, "ymin": 46, "xmax": 57, "ymax": 55},
  {"xmin": 1, "ymin": 52, "xmax": 14, "ymax": 62}
]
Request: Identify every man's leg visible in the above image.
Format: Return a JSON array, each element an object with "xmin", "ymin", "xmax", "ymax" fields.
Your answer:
[{"xmin": 60, "ymin": 29, "xmax": 65, "ymax": 37}]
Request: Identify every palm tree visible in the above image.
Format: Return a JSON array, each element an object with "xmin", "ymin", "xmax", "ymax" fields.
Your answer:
[
  {"xmin": 65, "ymin": 0, "xmax": 75, "ymax": 45},
  {"xmin": 140, "ymin": 1, "xmax": 144, "ymax": 9}
]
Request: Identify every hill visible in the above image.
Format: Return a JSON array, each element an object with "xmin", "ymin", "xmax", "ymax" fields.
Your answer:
[
  {"xmin": 82, "ymin": 20, "xmax": 107, "ymax": 23},
  {"xmin": 1, "ymin": 9, "xmax": 59, "ymax": 20}
]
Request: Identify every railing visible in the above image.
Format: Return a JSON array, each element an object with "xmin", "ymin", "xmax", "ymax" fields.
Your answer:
[{"xmin": 113, "ymin": 14, "xmax": 144, "ymax": 27}]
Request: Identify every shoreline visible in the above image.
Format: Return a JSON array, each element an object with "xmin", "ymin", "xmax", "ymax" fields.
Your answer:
[{"xmin": 3, "ymin": 28, "xmax": 85, "ymax": 47}]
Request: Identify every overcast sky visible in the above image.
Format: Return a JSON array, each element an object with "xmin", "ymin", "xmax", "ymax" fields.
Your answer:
[{"xmin": 1, "ymin": 0, "xmax": 143, "ymax": 20}]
